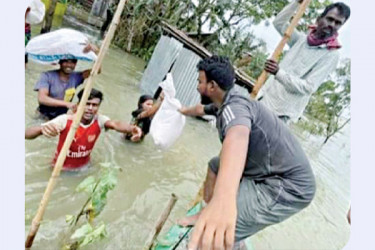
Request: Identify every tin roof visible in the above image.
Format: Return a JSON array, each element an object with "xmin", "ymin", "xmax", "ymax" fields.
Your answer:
[{"xmin": 161, "ymin": 21, "xmax": 255, "ymax": 91}]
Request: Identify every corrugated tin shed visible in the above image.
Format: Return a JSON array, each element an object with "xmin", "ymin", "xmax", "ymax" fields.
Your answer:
[{"xmin": 139, "ymin": 23, "xmax": 255, "ymax": 106}]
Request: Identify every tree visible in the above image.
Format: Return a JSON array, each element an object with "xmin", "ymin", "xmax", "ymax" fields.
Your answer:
[
  {"xmin": 112, "ymin": 0, "xmax": 334, "ymax": 61},
  {"xmin": 238, "ymin": 49, "xmax": 269, "ymax": 80},
  {"xmin": 297, "ymin": 59, "xmax": 351, "ymax": 144},
  {"xmin": 41, "ymin": 0, "xmax": 59, "ymax": 34}
]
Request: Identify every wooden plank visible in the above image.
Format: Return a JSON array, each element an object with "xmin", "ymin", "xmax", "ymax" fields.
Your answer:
[{"xmin": 161, "ymin": 21, "xmax": 255, "ymax": 91}]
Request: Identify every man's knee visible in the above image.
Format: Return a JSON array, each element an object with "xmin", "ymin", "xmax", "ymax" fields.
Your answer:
[
  {"xmin": 208, "ymin": 156, "xmax": 220, "ymax": 175},
  {"xmin": 204, "ymin": 157, "xmax": 219, "ymax": 203}
]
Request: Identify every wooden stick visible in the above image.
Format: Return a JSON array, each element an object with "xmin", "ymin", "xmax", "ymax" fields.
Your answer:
[
  {"xmin": 188, "ymin": 183, "xmax": 204, "ymax": 208},
  {"xmin": 171, "ymin": 183, "xmax": 204, "ymax": 249},
  {"xmin": 144, "ymin": 193, "xmax": 178, "ymax": 250},
  {"xmin": 250, "ymin": 0, "xmax": 312, "ymax": 99},
  {"xmin": 25, "ymin": 1, "xmax": 128, "ymax": 248}
]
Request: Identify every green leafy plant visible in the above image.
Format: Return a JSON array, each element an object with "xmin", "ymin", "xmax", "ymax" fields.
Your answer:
[
  {"xmin": 63, "ymin": 162, "xmax": 120, "ymax": 249},
  {"xmin": 66, "ymin": 222, "xmax": 107, "ymax": 249}
]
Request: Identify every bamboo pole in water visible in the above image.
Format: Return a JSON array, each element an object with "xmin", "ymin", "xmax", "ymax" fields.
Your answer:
[
  {"xmin": 189, "ymin": 183, "xmax": 204, "ymax": 208},
  {"xmin": 250, "ymin": 0, "xmax": 312, "ymax": 99},
  {"xmin": 25, "ymin": 0, "xmax": 128, "ymax": 248},
  {"xmin": 144, "ymin": 193, "xmax": 178, "ymax": 250}
]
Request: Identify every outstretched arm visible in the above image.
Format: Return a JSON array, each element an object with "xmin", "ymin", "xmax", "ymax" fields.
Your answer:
[
  {"xmin": 25, "ymin": 122, "xmax": 62, "ymax": 139},
  {"xmin": 137, "ymin": 94, "xmax": 164, "ymax": 119},
  {"xmin": 179, "ymin": 104, "xmax": 205, "ymax": 117},
  {"xmin": 104, "ymin": 120, "xmax": 142, "ymax": 142},
  {"xmin": 82, "ymin": 43, "xmax": 101, "ymax": 78},
  {"xmin": 25, "ymin": 126, "xmax": 42, "ymax": 139},
  {"xmin": 189, "ymin": 125, "xmax": 250, "ymax": 249}
]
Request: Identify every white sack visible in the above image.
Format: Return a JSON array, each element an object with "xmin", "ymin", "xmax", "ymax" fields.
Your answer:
[
  {"xmin": 26, "ymin": 0, "xmax": 45, "ymax": 25},
  {"xmin": 26, "ymin": 28, "xmax": 97, "ymax": 64},
  {"xmin": 150, "ymin": 73, "xmax": 186, "ymax": 150}
]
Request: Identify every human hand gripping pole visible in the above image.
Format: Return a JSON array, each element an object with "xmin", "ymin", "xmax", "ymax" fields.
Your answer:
[
  {"xmin": 250, "ymin": 0, "xmax": 312, "ymax": 99},
  {"xmin": 25, "ymin": 0, "xmax": 129, "ymax": 248}
]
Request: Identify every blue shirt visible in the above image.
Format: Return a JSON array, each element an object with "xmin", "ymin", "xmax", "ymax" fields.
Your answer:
[{"xmin": 34, "ymin": 70, "xmax": 84, "ymax": 119}]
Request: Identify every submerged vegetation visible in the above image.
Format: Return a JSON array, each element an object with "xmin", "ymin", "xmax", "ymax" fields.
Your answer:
[{"xmin": 63, "ymin": 162, "xmax": 120, "ymax": 249}]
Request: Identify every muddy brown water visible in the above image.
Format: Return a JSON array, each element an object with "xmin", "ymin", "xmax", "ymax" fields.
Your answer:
[{"xmin": 25, "ymin": 17, "xmax": 350, "ymax": 250}]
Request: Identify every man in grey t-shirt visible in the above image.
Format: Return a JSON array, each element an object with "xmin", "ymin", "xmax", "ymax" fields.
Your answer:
[{"xmin": 179, "ymin": 56, "xmax": 316, "ymax": 249}]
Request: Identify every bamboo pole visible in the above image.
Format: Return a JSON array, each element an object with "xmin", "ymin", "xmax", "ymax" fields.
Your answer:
[
  {"xmin": 25, "ymin": 0, "xmax": 128, "ymax": 248},
  {"xmin": 250, "ymin": 0, "xmax": 312, "ymax": 99},
  {"xmin": 188, "ymin": 183, "xmax": 204, "ymax": 208},
  {"xmin": 170, "ymin": 183, "xmax": 204, "ymax": 249},
  {"xmin": 144, "ymin": 193, "xmax": 178, "ymax": 250}
]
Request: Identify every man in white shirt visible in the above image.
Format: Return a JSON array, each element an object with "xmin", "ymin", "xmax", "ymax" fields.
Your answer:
[{"xmin": 259, "ymin": 1, "xmax": 350, "ymax": 123}]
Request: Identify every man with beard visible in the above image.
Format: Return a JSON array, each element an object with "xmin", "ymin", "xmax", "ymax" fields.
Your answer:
[
  {"xmin": 258, "ymin": 1, "xmax": 350, "ymax": 124},
  {"xmin": 34, "ymin": 44, "xmax": 99, "ymax": 120},
  {"xmin": 25, "ymin": 88, "xmax": 142, "ymax": 170},
  {"xmin": 179, "ymin": 56, "xmax": 316, "ymax": 249}
]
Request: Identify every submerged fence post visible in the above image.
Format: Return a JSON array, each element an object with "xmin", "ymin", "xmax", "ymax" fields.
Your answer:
[{"xmin": 144, "ymin": 193, "xmax": 178, "ymax": 250}]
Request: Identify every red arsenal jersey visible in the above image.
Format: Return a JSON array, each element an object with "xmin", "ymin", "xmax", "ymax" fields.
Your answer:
[{"xmin": 53, "ymin": 118, "xmax": 102, "ymax": 169}]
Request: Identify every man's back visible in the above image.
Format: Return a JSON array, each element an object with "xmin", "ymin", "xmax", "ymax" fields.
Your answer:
[{"xmin": 217, "ymin": 90, "xmax": 316, "ymax": 206}]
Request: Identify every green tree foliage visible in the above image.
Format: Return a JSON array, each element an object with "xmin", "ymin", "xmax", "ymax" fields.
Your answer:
[
  {"xmin": 297, "ymin": 59, "xmax": 351, "ymax": 144},
  {"xmin": 241, "ymin": 50, "xmax": 269, "ymax": 80},
  {"xmin": 112, "ymin": 0, "xmax": 333, "ymax": 61}
]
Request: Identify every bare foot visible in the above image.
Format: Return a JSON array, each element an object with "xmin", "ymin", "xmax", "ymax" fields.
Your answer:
[{"xmin": 177, "ymin": 213, "xmax": 201, "ymax": 227}]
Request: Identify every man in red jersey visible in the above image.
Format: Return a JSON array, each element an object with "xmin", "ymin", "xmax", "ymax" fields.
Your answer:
[{"xmin": 25, "ymin": 88, "xmax": 142, "ymax": 170}]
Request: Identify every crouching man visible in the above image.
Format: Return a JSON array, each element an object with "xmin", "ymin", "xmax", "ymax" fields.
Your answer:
[{"xmin": 179, "ymin": 56, "xmax": 316, "ymax": 249}]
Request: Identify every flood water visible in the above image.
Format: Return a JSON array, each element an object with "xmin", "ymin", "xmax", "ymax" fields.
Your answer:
[{"xmin": 25, "ymin": 17, "xmax": 350, "ymax": 250}]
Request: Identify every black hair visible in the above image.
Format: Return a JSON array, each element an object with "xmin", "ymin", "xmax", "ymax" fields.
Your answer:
[
  {"xmin": 138, "ymin": 94, "xmax": 153, "ymax": 109},
  {"xmin": 153, "ymin": 87, "xmax": 163, "ymax": 100},
  {"xmin": 77, "ymin": 88, "xmax": 103, "ymax": 103},
  {"xmin": 59, "ymin": 59, "xmax": 78, "ymax": 64},
  {"xmin": 197, "ymin": 55, "xmax": 235, "ymax": 91},
  {"xmin": 319, "ymin": 2, "xmax": 350, "ymax": 22}
]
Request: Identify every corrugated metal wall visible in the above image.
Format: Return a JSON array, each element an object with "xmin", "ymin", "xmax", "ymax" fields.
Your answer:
[
  {"xmin": 140, "ymin": 36, "xmax": 183, "ymax": 95},
  {"xmin": 170, "ymin": 48, "xmax": 201, "ymax": 107},
  {"xmin": 140, "ymin": 35, "xmax": 250, "ymax": 107}
]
